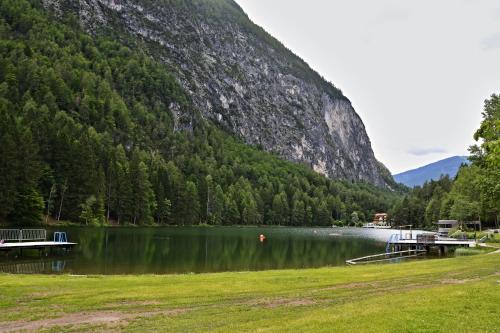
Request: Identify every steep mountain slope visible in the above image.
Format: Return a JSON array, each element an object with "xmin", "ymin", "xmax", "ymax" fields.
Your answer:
[
  {"xmin": 0, "ymin": 0, "xmax": 401, "ymax": 226},
  {"xmin": 43, "ymin": 0, "xmax": 390, "ymax": 187},
  {"xmin": 393, "ymin": 156, "xmax": 469, "ymax": 187}
]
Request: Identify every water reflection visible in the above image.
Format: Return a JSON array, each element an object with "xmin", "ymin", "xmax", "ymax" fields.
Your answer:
[
  {"xmin": 0, "ymin": 227, "xmax": 399, "ymax": 274},
  {"xmin": 0, "ymin": 259, "xmax": 68, "ymax": 274}
]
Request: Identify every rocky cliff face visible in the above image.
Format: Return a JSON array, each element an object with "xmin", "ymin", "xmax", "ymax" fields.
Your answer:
[{"xmin": 43, "ymin": 0, "xmax": 391, "ymax": 187}]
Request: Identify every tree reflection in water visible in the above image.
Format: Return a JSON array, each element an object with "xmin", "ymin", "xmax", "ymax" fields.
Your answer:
[{"xmin": 2, "ymin": 227, "xmax": 388, "ymax": 274}]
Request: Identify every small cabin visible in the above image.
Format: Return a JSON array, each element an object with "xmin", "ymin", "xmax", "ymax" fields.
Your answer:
[
  {"xmin": 437, "ymin": 220, "xmax": 459, "ymax": 237},
  {"xmin": 437, "ymin": 220, "xmax": 482, "ymax": 238}
]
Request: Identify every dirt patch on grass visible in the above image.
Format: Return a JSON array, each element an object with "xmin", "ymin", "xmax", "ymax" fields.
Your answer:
[
  {"xmin": 246, "ymin": 298, "xmax": 316, "ymax": 308},
  {"xmin": 105, "ymin": 300, "xmax": 162, "ymax": 308},
  {"xmin": 440, "ymin": 278, "xmax": 480, "ymax": 284},
  {"xmin": 122, "ymin": 300, "xmax": 161, "ymax": 306},
  {"xmin": 318, "ymin": 281, "xmax": 377, "ymax": 291},
  {"xmin": 0, "ymin": 308, "xmax": 191, "ymax": 332},
  {"xmin": 28, "ymin": 291, "xmax": 62, "ymax": 298}
]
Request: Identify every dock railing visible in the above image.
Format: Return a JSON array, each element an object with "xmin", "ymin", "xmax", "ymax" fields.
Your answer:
[
  {"xmin": 0, "ymin": 229, "xmax": 46, "ymax": 242},
  {"xmin": 21, "ymin": 229, "xmax": 46, "ymax": 241},
  {"xmin": 0, "ymin": 229, "xmax": 21, "ymax": 242},
  {"xmin": 386, "ymin": 234, "xmax": 400, "ymax": 252},
  {"xmin": 416, "ymin": 233, "xmax": 436, "ymax": 244},
  {"xmin": 346, "ymin": 249, "xmax": 426, "ymax": 265}
]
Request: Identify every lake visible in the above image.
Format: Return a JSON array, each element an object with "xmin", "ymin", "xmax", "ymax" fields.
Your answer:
[{"xmin": 0, "ymin": 226, "xmax": 421, "ymax": 274}]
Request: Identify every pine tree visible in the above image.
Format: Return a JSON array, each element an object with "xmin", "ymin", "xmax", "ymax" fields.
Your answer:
[
  {"xmin": 224, "ymin": 195, "xmax": 240, "ymax": 225},
  {"xmin": 350, "ymin": 212, "xmax": 359, "ymax": 226},
  {"xmin": 156, "ymin": 198, "xmax": 171, "ymax": 224},
  {"xmin": 130, "ymin": 150, "xmax": 155, "ymax": 224},
  {"xmin": 316, "ymin": 200, "xmax": 331, "ymax": 226},
  {"xmin": 0, "ymin": 109, "xmax": 18, "ymax": 220},
  {"xmin": 183, "ymin": 181, "xmax": 200, "ymax": 225},
  {"xmin": 112, "ymin": 145, "xmax": 132, "ymax": 224},
  {"xmin": 291, "ymin": 200, "xmax": 305, "ymax": 226},
  {"xmin": 9, "ymin": 189, "xmax": 44, "ymax": 226},
  {"xmin": 79, "ymin": 195, "xmax": 97, "ymax": 225},
  {"xmin": 271, "ymin": 192, "xmax": 289, "ymax": 225},
  {"xmin": 211, "ymin": 185, "xmax": 225, "ymax": 225},
  {"xmin": 241, "ymin": 193, "xmax": 260, "ymax": 225}
]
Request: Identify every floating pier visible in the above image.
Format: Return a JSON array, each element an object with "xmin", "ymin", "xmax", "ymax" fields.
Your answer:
[
  {"xmin": 386, "ymin": 232, "xmax": 475, "ymax": 255},
  {"xmin": 0, "ymin": 229, "xmax": 76, "ymax": 254},
  {"xmin": 346, "ymin": 230, "xmax": 476, "ymax": 265}
]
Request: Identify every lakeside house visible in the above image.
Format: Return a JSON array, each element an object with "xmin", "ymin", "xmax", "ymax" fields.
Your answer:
[
  {"xmin": 373, "ymin": 213, "xmax": 388, "ymax": 226},
  {"xmin": 437, "ymin": 220, "xmax": 459, "ymax": 237},
  {"xmin": 363, "ymin": 213, "xmax": 390, "ymax": 228},
  {"xmin": 437, "ymin": 220, "xmax": 482, "ymax": 237}
]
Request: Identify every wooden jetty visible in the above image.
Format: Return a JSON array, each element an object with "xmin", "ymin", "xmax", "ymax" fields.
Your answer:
[
  {"xmin": 346, "ymin": 229, "xmax": 476, "ymax": 265},
  {"xmin": 386, "ymin": 232, "xmax": 475, "ymax": 254},
  {"xmin": 0, "ymin": 229, "xmax": 76, "ymax": 254}
]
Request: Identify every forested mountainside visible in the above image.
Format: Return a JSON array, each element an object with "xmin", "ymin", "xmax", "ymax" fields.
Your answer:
[
  {"xmin": 389, "ymin": 95, "xmax": 500, "ymax": 229},
  {"xmin": 393, "ymin": 156, "xmax": 469, "ymax": 188},
  {"xmin": 0, "ymin": 0, "xmax": 401, "ymax": 226},
  {"xmin": 41, "ymin": 0, "xmax": 393, "ymax": 187}
]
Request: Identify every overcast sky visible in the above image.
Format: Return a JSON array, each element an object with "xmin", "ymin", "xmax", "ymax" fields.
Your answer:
[{"xmin": 234, "ymin": 0, "xmax": 500, "ymax": 174}]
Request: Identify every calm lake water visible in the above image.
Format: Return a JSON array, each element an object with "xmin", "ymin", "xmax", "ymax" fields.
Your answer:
[{"xmin": 0, "ymin": 226, "xmax": 420, "ymax": 275}]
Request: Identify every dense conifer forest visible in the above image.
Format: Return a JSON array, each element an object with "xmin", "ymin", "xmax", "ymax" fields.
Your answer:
[{"xmin": 0, "ymin": 0, "xmax": 402, "ymax": 227}]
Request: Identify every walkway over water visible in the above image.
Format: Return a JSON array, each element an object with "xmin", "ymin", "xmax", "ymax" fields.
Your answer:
[
  {"xmin": 387, "ymin": 233, "xmax": 475, "ymax": 250},
  {"xmin": 346, "ymin": 249, "xmax": 426, "ymax": 265},
  {"xmin": 346, "ymin": 231, "xmax": 476, "ymax": 265},
  {"xmin": 0, "ymin": 229, "xmax": 76, "ymax": 253}
]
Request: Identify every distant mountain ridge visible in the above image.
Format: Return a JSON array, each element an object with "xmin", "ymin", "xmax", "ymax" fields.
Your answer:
[{"xmin": 393, "ymin": 156, "xmax": 469, "ymax": 187}]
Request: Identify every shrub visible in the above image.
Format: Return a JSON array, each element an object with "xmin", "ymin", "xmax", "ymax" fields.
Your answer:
[{"xmin": 454, "ymin": 247, "xmax": 484, "ymax": 256}]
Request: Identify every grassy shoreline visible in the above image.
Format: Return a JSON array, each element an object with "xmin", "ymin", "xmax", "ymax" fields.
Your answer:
[{"xmin": 1, "ymin": 253, "xmax": 499, "ymax": 332}]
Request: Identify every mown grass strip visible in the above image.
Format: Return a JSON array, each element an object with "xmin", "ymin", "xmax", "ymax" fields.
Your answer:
[{"xmin": 0, "ymin": 254, "xmax": 499, "ymax": 332}]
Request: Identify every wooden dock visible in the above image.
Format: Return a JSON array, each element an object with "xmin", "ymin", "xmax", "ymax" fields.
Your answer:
[
  {"xmin": 0, "ymin": 241, "xmax": 76, "ymax": 251},
  {"xmin": 387, "ymin": 233, "xmax": 476, "ymax": 253},
  {"xmin": 386, "ymin": 233, "xmax": 477, "ymax": 254},
  {"xmin": 389, "ymin": 238, "xmax": 475, "ymax": 247},
  {"xmin": 346, "ymin": 231, "xmax": 477, "ymax": 265},
  {"xmin": 0, "ymin": 229, "xmax": 76, "ymax": 253}
]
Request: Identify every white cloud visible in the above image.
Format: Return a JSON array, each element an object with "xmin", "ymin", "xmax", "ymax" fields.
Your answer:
[
  {"xmin": 407, "ymin": 147, "xmax": 447, "ymax": 156},
  {"xmin": 371, "ymin": 5, "xmax": 411, "ymax": 25},
  {"xmin": 482, "ymin": 33, "xmax": 500, "ymax": 49}
]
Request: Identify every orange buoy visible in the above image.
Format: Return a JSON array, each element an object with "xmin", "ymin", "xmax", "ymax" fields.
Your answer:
[{"xmin": 259, "ymin": 234, "xmax": 266, "ymax": 242}]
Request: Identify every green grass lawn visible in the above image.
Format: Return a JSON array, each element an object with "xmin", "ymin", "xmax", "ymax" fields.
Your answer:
[
  {"xmin": 1, "ymin": 253, "xmax": 499, "ymax": 332},
  {"xmin": 485, "ymin": 233, "xmax": 500, "ymax": 248}
]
